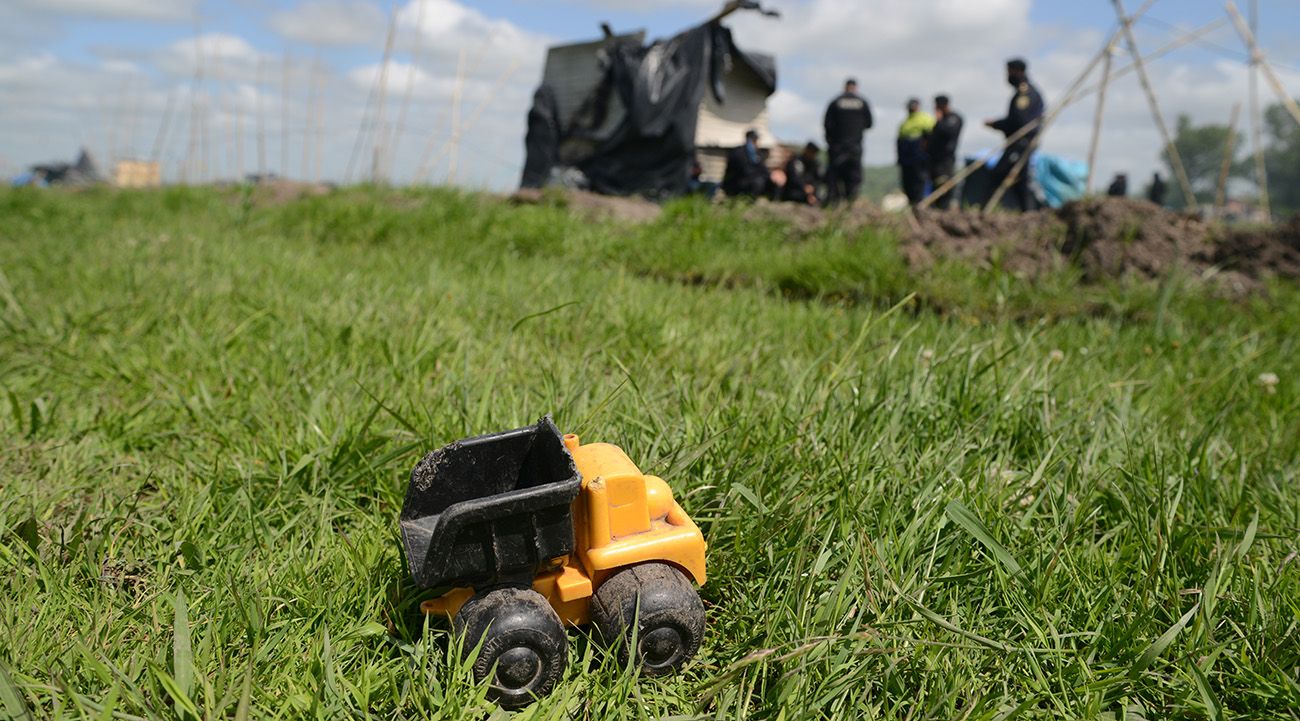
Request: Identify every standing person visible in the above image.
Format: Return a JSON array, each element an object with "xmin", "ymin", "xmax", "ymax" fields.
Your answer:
[
  {"xmin": 823, "ymin": 78, "xmax": 873, "ymax": 205},
  {"xmin": 896, "ymin": 98, "xmax": 935, "ymax": 206},
  {"xmin": 984, "ymin": 58, "xmax": 1044, "ymax": 211},
  {"xmin": 1147, "ymin": 172, "xmax": 1167, "ymax": 206},
  {"xmin": 928, "ymin": 95, "xmax": 964, "ymax": 209},
  {"xmin": 781, "ymin": 142, "xmax": 823, "ymax": 205},
  {"xmin": 1107, "ymin": 173, "xmax": 1128, "ymax": 197}
]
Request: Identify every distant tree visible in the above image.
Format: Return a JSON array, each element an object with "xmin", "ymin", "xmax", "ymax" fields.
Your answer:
[
  {"xmin": 1262, "ymin": 102, "xmax": 1300, "ymax": 217},
  {"xmin": 1161, "ymin": 113, "xmax": 1250, "ymax": 209}
]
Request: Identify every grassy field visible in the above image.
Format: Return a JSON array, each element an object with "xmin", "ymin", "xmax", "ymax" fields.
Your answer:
[{"xmin": 1, "ymin": 186, "xmax": 1297, "ymax": 720}]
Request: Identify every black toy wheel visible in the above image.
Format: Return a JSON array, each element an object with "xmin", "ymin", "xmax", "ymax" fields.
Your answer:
[
  {"xmin": 453, "ymin": 587, "xmax": 568, "ymax": 709},
  {"xmin": 591, "ymin": 563, "xmax": 705, "ymax": 676}
]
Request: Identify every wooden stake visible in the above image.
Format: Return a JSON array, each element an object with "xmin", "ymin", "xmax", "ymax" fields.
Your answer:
[
  {"xmin": 150, "ymin": 89, "xmax": 177, "ymax": 164},
  {"xmin": 312, "ymin": 57, "xmax": 326, "ymax": 183},
  {"xmin": 1226, "ymin": 1, "xmax": 1300, "ymax": 128},
  {"xmin": 281, "ymin": 49, "xmax": 291, "ymax": 178},
  {"xmin": 1215, "ymin": 102, "xmax": 1241, "ymax": 211},
  {"xmin": 370, "ymin": 8, "xmax": 399, "ymax": 182},
  {"xmin": 386, "ymin": 0, "xmax": 427, "ymax": 182},
  {"xmin": 1110, "ymin": 0, "xmax": 1198, "ymax": 211},
  {"xmin": 256, "ymin": 56, "xmax": 267, "ymax": 176},
  {"xmin": 1085, "ymin": 38, "xmax": 1117, "ymax": 194},
  {"xmin": 302, "ymin": 48, "xmax": 319, "ymax": 181},
  {"xmin": 184, "ymin": 17, "xmax": 204, "ymax": 184},
  {"xmin": 446, "ymin": 48, "xmax": 467, "ymax": 185}
]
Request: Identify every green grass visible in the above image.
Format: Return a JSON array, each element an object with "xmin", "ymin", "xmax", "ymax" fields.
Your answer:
[{"xmin": 1, "ymin": 186, "xmax": 1298, "ymax": 720}]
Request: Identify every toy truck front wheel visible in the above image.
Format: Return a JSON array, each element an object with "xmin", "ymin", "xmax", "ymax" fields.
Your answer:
[
  {"xmin": 591, "ymin": 563, "xmax": 705, "ymax": 676},
  {"xmin": 454, "ymin": 588, "xmax": 568, "ymax": 709}
]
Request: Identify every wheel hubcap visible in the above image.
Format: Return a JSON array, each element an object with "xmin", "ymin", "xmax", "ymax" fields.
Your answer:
[
  {"xmin": 496, "ymin": 646, "xmax": 542, "ymax": 689},
  {"xmin": 640, "ymin": 626, "xmax": 684, "ymax": 668}
]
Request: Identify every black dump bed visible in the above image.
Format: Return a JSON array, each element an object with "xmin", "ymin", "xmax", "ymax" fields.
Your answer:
[{"xmin": 400, "ymin": 416, "xmax": 581, "ymax": 590}]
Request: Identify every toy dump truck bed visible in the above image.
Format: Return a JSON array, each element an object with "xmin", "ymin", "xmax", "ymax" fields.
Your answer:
[{"xmin": 400, "ymin": 417, "xmax": 581, "ymax": 590}]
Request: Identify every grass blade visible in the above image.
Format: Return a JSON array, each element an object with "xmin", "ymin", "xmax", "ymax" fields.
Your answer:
[
  {"xmin": 945, "ymin": 500, "xmax": 1023, "ymax": 577},
  {"xmin": 0, "ymin": 662, "xmax": 33, "ymax": 721},
  {"xmin": 172, "ymin": 591, "xmax": 194, "ymax": 704},
  {"xmin": 1130, "ymin": 601, "xmax": 1200, "ymax": 679}
]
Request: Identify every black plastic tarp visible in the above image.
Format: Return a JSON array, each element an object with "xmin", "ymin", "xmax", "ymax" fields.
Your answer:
[{"xmin": 521, "ymin": 22, "xmax": 776, "ymax": 198}]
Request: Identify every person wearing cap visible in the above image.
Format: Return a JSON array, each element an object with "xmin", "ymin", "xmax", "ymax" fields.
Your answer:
[
  {"xmin": 781, "ymin": 142, "xmax": 823, "ymax": 205},
  {"xmin": 984, "ymin": 58, "xmax": 1045, "ymax": 211},
  {"xmin": 897, "ymin": 98, "xmax": 935, "ymax": 206},
  {"xmin": 722, "ymin": 128, "xmax": 775, "ymax": 199},
  {"xmin": 823, "ymin": 78, "xmax": 874, "ymax": 205},
  {"xmin": 928, "ymin": 95, "xmax": 964, "ymax": 209}
]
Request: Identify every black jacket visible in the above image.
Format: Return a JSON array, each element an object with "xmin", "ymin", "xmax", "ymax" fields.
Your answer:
[
  {"xmin": 824, "ymin": 92, "xmax": 873, "ymax": 150},
  {"xmin": 928, "ymin": 111, "xmax": 963, "ymax": 164},
  {"xmin": 990, "ymin": 80, "xmax": 1044, "ymax": 142},
  {"xmin": 722, "ymin": 143, "xmax": 769, "ymax": 198},
  {"xmin": 781, "ymin": 156, "xmax": 821, "ymax": 203}
]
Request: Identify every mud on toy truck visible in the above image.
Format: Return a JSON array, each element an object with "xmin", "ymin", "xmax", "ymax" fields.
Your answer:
[{"xmin": 400, "ymin": 416, "xmax": 707, "ymax": 708}]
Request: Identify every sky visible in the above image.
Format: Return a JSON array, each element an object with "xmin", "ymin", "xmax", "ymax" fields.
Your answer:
[{"xmin": 3, "ymin": 0, "xmax": 1299, "ymax": 192}]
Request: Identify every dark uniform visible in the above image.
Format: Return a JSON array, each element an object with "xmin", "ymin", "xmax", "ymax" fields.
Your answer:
[
  {"xmin": 780, "ymin": 154, "xmax": 822, "ymax": 204},
  {"xmin": 989, "ymin": 80, "xmax": 1044, "ymax": 211},
  {"xmin": 721, "ymin": 142, "xmax": 770, "ymax": 198},
  {"xmin": 824, "ymin": 92, "xmax": 873, "ymax": 204},
  {"xmin": 928, "ymin": 111, "xmax": 964, "ymax": 209},
  {"xmin": 1107, "ymin": 174, "xmax": 1128, "ymax": 197},
  {"xmin": 1147, "ymin": 173, "xmax": 1167, "ymax": 206}
]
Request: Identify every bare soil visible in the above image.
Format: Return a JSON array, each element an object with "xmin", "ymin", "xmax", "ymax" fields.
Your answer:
[{"xmin": 737, "ymin": 196, "xmax": 1300, "ymax": 292}]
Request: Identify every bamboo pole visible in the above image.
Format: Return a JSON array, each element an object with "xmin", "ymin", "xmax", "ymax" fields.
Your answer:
[
  {"xmin": 302, "ymin": 48, "xmax": 318, "ymax": 181},
  {"xmin": 1233, "ymin": 0, "xmax": 1270, "ymax": 217},
  {"xmin": 345, "ymin": 3, "xmax": 398, "ymax": 183},
  {"xmin": 1085, "ymin": 40, "xmax": 1117, "ymax": 194},
  {"xmin": 369, "ymin": 7, "xmax": 399, "ymax": 181},
  {"xmin": 1110, "ymin": 0, "xmax": 1198, "ymax": 211},
  {"xmin": 256, "ymin": 57, "xmax": 267, "ymax": 176},
  {"xmin": 1226, "ymin": 1, "xmax": 1300, "ymax": 128},
  {"xmin": 445, "ymin": 48, "xmax": 467, "ymax": 184},
  {"xmin": 312, "ymin": 57, "xmax": 326, "ymax": 183},
  {"xmin": 184, "ymin": 17, "xmax": 204, "ymax": 184},
  {"xmin": 386, "ymin": 0, "xmax": 427, "ymax": 182},
  {"xmin": 1215, "ymin": 103, "xmax": 1241, "ymax": 211},
  {"xmin": 150, "ymin": 89, "xmax": 177, "ymax": 164},
  {"xmin": 281, "ymin": 49, "xmax": 291, "ymax": 178},
  {"xmin": 422, "ymin": 55, "xmax": 521, "ymax": 185}
]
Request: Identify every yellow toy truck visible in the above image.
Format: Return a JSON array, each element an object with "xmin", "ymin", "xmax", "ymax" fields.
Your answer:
[{"xmin": 400, "ymin": 416, "xmax": 707, "ymax": 708}]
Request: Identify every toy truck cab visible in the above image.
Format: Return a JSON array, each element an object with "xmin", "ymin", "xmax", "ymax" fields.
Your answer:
[{"xmin": 400, "ymin": 417, "xmax": 707, "ymax": 708}]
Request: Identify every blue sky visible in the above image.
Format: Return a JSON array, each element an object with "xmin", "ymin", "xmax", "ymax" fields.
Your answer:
[{"xmin": 3, "ymin": 0, "xmax": 1298, "ymax": 191}]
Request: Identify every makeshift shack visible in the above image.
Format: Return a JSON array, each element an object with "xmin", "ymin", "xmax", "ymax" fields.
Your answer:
[{"xmin": 522, "ymin": 2, "xmax": 779, "ymax": 197}]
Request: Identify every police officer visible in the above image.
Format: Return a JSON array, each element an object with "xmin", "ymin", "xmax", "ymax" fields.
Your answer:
[
  {"xmin": 928, "ymin": 95, "xmax": 964, "ymax": 209},
  {"xmin": 984, "ymin": 58, "xmax": 1044, "ymax": 211},
  {"xmin": 722, "ymin": 129, "xmax": 774, "ymax": 199},
  {"xmin": 823, "ymin": 78, "xmax": 873, "ymax": 205},
  {"xmin": 781, "ymin": 142, "xmax": 823, "ymax": 205},
  {"xmin": 896, "ymin": 98, "xmax": 935, "ymax": 206}
]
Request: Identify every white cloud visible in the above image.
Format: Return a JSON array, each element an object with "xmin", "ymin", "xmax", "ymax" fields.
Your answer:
[
  {"xmin": 268, "ymin": 0, "xmax": 388, "ymax": 47},
  {"xmin": 12, "ymin": 0, "xmax": 197, "ymax": 22}
]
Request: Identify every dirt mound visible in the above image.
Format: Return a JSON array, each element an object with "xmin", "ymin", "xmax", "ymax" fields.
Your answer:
[
  {"xmin": 903, "ymin": 198, "xmax": 1300, "ymax": 291},
  {"xmin": 908, "ymin": 208, "xmax": 1067, "ymax": 277},
  {"xmin": 512, "ymin": 188, "xmax": 662, "ymax": 224},
  {"xmin": 1212, "ymin": 215, "xmax": 1300, "ymax": 280},
  {"xmin": 1055, "ymin": 198, "xmax": 1213, "ymax": 281},
  {"xmin": 245, "ymin": 179, "xmax": 333, "ymax": 206}
]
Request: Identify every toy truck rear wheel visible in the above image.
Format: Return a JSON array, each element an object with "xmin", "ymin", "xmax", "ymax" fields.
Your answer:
[
  {"xmin": 454, "ymin": 587, "xmax": 568, "ymax": 709},
  {"xmin": 591, "ymin": 563, "xmax": 705, "ymax": 676}
]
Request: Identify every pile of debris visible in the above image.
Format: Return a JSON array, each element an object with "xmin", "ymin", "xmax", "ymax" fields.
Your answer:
[{"xmin": 905, "ymin": 198, "xmax": 1300, "ymax": 292}]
